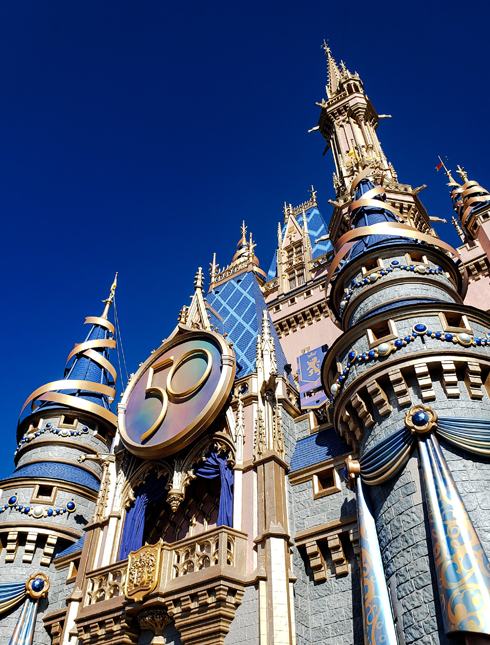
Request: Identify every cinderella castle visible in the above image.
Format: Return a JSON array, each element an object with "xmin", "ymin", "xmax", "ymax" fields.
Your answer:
[{"xmin": 2, "ymin": 43, "xmax": 490, "ymax": 645}]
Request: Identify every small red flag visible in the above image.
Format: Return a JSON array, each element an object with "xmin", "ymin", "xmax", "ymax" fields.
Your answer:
[{"xmin": 436, "ymin": 161, "xmax": 443, "ymax": 171}]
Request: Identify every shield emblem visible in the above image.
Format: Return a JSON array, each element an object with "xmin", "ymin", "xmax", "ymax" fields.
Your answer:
[{"xmin": 124, "ymin": 540, "xmax": 163, "ymax": 602}]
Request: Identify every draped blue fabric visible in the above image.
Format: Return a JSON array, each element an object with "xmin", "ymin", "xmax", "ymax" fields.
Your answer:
[
  {"xmin": 360, "ymin": 427, "xmax": 413, "ymax": 485},
  {"xmin": 356, "ymin": 479, "xmax": 398, "ymax": 645},
  {"xmin": 9, "ymin": 597, "xmax": 38, "ymax": 645},
  {"xmin": 194, "ymin": 451, "xmax": 234, "ymax": 527},
  {"xmin": 119, "ymin": 472, "xmax": 168, "ymax": 560},
  {"xmin": 437, "ymin": 417, "xmax": 490, "ymax": 456},
  {"xmin": 0, "ymin": 582, "xmax": 26, "ymax": 614},
  {"xmin": 358, "ymin": 416, "xmax": 490, "ymax": 488},
  {"xmin": 356, "ymin": 416, "xmax": 490, "ymax": 638},
  {"xmin": 418, "ymin": 433, "xmax": 490, "ymax": 635}
]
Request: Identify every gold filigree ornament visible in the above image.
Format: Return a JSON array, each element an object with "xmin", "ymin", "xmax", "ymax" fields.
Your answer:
[
  {"xmin": 125, "ymin": 540, "xmax": 163, "ymax": 603},
  {"xmin": 404, "ymin": 404, "xmax": 438, "ymax": 435},
  {"xmin": 26, "ymin": 572, "xmax": 50, "ymax": 599}
]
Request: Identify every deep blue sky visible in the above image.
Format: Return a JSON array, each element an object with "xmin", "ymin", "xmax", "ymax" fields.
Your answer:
[{"xmin": 1, "ymin": 1, "xmax": 489, "ymax": 472}]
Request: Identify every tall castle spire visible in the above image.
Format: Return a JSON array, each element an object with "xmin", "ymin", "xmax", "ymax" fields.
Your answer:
[
  {"xmin": 314, "ymin": 42, "xmax": 438, "ymax": 258},
  {"xmin": 323, "ymin": 40, "xmax": 341, "ymax": 97},
  {"xmin": 19, "ymin": 278, "xmax": 119, "ymax": 429}
]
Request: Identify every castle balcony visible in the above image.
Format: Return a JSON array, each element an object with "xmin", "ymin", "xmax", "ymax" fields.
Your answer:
[{"xmin": 75, "ymin": 526, "xmax": 248, "ymax": 645}]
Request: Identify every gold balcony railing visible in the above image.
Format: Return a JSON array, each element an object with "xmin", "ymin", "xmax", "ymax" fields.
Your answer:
[
  {"xmin": 84, "ymin": 560, "xmax": 128, "ymax": 605},
  {"xmin": 82, "ymin": 526, "xmax": 248, "ymax": 608}
]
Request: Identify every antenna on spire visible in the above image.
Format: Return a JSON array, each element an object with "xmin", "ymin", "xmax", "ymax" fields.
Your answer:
[
  {"xmin": 101, "ymin": 272, "xmax": 118, "ymax": 319},
  {"xmin": 322, "ymin": 38, "xmax": 340, "ymax": 97},
  {"xmin": 436, "ymin": 156, "xmax": 459, "ymax": 186},
  {"xmin": 241, "ymin": 220, "xmax": 247, "ymax": 245}
]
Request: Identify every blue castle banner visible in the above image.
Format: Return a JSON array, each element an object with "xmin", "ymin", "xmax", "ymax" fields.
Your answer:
[{"xmin": 297, "ymin": 345, "xmax": 328, "ymax": 410}]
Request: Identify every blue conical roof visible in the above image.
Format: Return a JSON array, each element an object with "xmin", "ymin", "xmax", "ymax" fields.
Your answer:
[{"xmin": 345, "ymin": 178, "xmax": 416, "ymax": 261}]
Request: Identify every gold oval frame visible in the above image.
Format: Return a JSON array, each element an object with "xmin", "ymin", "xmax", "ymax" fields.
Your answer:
[{"xmin": 119, "ymin": 328, "xmax": 235, "ymax": 459}]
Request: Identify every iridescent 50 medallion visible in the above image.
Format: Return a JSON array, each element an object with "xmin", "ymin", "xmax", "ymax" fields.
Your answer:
[{"xmin": 119, "ymin": 329, "xmax": 235, "ymax": 458}]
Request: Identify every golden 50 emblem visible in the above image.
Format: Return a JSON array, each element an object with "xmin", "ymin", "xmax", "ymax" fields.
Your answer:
[{"xmin": 119, "ymin": 329, "xmax": 235, "ymax": 458}]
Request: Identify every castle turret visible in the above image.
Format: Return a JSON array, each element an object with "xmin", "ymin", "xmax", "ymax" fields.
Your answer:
[
  {"xmin": 321, "ymin": 82, "xmax": 490, "ymax": 642},
  {"xmin": 0, "ymin": 277, "xmax": 118, "ymax": 644}
]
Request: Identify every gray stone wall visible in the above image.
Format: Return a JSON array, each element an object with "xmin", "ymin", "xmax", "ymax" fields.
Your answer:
[
  {"xmin": 294, "ymin": 417, "xmax": 310, "ymax": 442},
  {"xmin": 14, "ymin": 414, "xmax": 111, "ymax": 477},
  {"xmin": 288, "ymin": 412, "xmax": 360, "ymax": 645},
  {"xmin": 349, "ymin": 282, "xmax": 457, "ymax": 325},
  {"xmin": 282, "ymin": 409, "xmax": 298, "ymax": 465},
  {"xmin": 0, "ymin": 484, "xmax": 95, "ymax": 532},
  {"xmin": 339, "ymin": 250, "xmax": 458, "ymax": 326},
  {"xmin": 224, "ymin": 584, "xmax": 259, "ymax": 644},
  {"xmin": 290, "ymin": 469, "xmax": 356, "ymax": 533},
  {"xmin": 289, "ymin": 541, "xmax": 362, "ymax": 645}
]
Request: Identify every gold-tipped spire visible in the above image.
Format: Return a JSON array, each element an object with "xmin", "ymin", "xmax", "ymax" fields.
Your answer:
[
  {"xmin": 194, "ymin": 267, "xmax": 204, "ymax": 291},
  {"xmin": 323, "ymin": 40, "xmax": 341, "ymax": 97},
  {"xmin": 209, "ymin": 252, "xmax": 218, "ymax": 284},
  {"xmin": 452, "ymin": 216, "xmax": 466, "ymax": 243},
  {"xmin": 456, "ymin": 165, "xmax": 468, "ymax": 183},
  {"xmin": 241, "ymin": 220, "xmax": 247, "ymax": 245},
  {"xmin": 101, "ymin": 272, "xmax": 118, "ymax": 320}
]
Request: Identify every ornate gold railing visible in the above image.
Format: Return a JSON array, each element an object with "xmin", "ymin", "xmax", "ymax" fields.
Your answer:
[
  {"xmin": 84, "ymin": 561, "xmax": 128, "ymax": 605},
  {"xmin": 172, "ymin": 526, "xmax": 237, "ymax": 578},
  {"xmin": 82, "ymin": 527, "xmax": 247, "ymax": 608}
]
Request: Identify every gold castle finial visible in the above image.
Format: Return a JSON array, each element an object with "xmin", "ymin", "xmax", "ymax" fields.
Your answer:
[
  {"xmin": 241, "ymin": 220, "xmax": 247, "ymax": 245},
  {"xmin": 194, "ymin": 267, "xmax": 204, "ymax": 291},
  {"xmin": 456, "ymin": 165, "xmax": 468, "ymax": 183},
  {"xmin": 309, "ymin": 185, "xmax": 318, "ymax": 204},
  {"xmin": 101, "ymin": 272, "xmax": 118, "ymax": 320},
  {"xmin": 209, "ymin": 252, "xmax": 218, "ymax": 284},
  {"xmin": 248, "ymin": 232, "xmax": 257, "ymax": 263}
]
